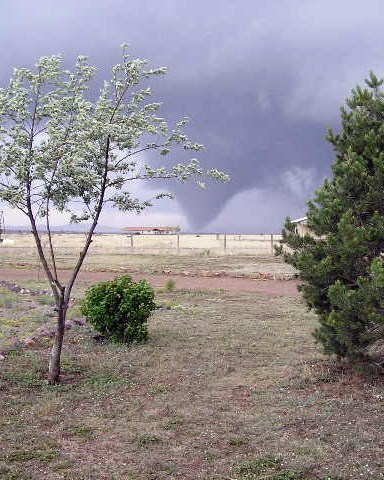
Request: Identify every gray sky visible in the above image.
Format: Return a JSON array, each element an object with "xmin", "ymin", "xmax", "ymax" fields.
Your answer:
[{"xmin": 1, "ymin": 0, "xmax": 383, "ymax": 232}]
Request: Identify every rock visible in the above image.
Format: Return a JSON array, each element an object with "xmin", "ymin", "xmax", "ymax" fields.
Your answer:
[
  {"xmin": 36, "ymin": 327, "xmax": 53, "ymax": 338},
  {"xmin": 0, "ymin": 354, "xmax": 5, "ymax": 360},
  {"xmin": 24, "ymin": 337, "xmax": 37, "ymax": 347},
  {"xmin": 64, "ymin": 321, "xmax": 72, "ymax": 330},
  {"xmin": 214, "ymin": 271, "xmax": 226, "ymax": 277}
]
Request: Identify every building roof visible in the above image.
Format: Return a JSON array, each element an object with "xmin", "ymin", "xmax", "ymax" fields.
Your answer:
[
  {"xmin": 121, "ymin": 226, "xmax": 177, "ymax": 232},
  {"xmin": 291, "ymin": 216, "xmax": 307, "ymax": 224}
]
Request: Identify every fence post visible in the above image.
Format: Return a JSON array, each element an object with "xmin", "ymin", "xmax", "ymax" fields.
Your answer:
[
  {"xmin": 270, "ymin": 234, "xmax": 274, "ymax": 255},
  {"xmin": 224, "ymin": 233, "xmax": 227, "ymax": 252},
  {"xmin": 177, "ymin": 234, "xmax": 180, "ymax": 254},
  {"xmin": 130, "ymin": 235, "xmax": 133, "ymax": 249}
]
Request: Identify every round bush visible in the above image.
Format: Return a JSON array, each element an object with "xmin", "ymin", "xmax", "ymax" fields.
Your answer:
[{"xmin": 81, "ymin": 275, "xmax": 156, "ymax": 343}]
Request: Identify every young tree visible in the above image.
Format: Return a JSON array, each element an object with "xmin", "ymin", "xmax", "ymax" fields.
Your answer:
[
  {"xmin": 278, "ymin": 71, "xmax": 384, "ymax": 361},
  {"xmin": 0, "ymin": 46, "xmax": 229, "ymax": 384}
]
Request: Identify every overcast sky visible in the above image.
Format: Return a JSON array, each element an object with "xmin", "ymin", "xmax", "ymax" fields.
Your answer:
[{"xmin": 1, "ymin": 0, "xmax": 383, "ymax": 232}]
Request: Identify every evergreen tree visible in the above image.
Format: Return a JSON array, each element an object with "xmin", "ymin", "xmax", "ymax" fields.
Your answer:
[{"xmin": 278, "ymin": 72, "xmax": 384, "ymax": 360}]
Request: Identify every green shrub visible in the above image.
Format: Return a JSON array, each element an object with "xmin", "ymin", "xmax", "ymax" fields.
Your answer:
[
  {"xmin": 81, "ymin": 275, "xmax": 156, "ymax": 344},
  {"xmin": 164, "ymin": 278, "xmax": 176, "ymax": 292}
]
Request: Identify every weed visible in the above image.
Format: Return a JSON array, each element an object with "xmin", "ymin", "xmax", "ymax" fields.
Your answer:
[
  {"xmin": 82, "ymin": 370, "xmax": 129, "ymax": 391},
  {"xmin": 163, "ymin": 418, "xmax": 184, "ymax": 430},
  {"xmin": 36, "ymin": 295, "xmax": 55, "ymax": 306},
  {"xmin": 236, "ymin": 455, "xmax": 280, "ymax": 476},
  {"xmin": 51, "ymin": 460, "xmax": 76, "ymax": 471},
  {"xmin": 0, "ymin": 465, "xmax": 32, "ymax": 480},
  {"xmin": 0, "ymin": 290, "xmax": 18, "ymax": 309},
  {"xmin": 1, "ymin": 351, "xmax": 45, "ymax": 388},
  {"xmin": 137, "ymin": 433, "xmax": 161, "ymax": 447},
  {"xmin": 236, "ymin": 455, "xmax": 306, "ymax": 479},
  {"xmin": 5, "ymin": 448, "xmax": 59, "ymax": 463},
  {"xmin": 170, "ymin": 302, "xmax": 196, "ymax": 312},
  {"xmin": 318, "ymin": 477, "xmax": 345, "ymax": 480},
  {"xmin": 164, "ymin": 278, "xmax": 176, "ymax": 292},
  {"xmin": 228, "ymin": 436, "xmax": 248, "ymax": 446},
  {"xmin": 149, "ymin": 384, "xmax": 173, "ymax": 395},
  {"xmin": 2, "ymin": 371, "xmax": 43, "ymax": 388},
  {"xmin": 272, "ymin": 470, "xmax": 304, "ymax": 480},
  {"xmin": 60, "ymin": 357, "xmax": 84, "ymax": 375},
  {"xmin": 69, "ymin": 426, "xmax": 95, "ymax": 440}
]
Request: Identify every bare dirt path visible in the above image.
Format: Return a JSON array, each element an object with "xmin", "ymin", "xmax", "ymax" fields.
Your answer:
[{"xmin": 0, "ymin": 268, "xmax": 300, "ymax": 296}]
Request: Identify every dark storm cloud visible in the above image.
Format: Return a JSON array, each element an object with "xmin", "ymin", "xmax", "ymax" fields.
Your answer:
[{"xmin": 1, "ymin": 0, "xmax": 384, "ymax": 230}]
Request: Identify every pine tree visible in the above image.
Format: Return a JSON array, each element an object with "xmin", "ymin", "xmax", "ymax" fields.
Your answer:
[{"xmin": 278, "ymin": 71, "xmax": 384, "ymax": 360}]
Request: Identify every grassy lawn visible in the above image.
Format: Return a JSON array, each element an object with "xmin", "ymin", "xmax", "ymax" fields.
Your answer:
[{"xmin": 0, "ymin": 282, "xmax": 383, "ymax": 479}]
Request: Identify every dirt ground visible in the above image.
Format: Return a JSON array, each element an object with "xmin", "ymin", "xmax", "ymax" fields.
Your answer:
[{"xmin": 0, "ymin": 267, "xmax": 300, "ymax": 296}]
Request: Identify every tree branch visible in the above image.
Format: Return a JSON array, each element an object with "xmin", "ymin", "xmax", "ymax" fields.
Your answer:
[
  {"xmin": 113, "ymin": 143, "xmax": 163, "ymax": 168},
  {"xmin": 64, "ymin": 135, "xmax": 111, "ymax": 304}
]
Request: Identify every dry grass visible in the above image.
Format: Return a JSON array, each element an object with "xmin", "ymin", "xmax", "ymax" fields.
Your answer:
[
  {"xmin": 1, "ymin": 280, "xmax": 384, "ymax": 479},
  {"xmin": 0, "ymin": 233, "xmax": 295, "ymax": 278}
]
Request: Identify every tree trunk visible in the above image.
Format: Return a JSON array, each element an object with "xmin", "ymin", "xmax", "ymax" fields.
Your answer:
[{"xmin": 48, "ymin": 300, "xmax": 67, "ymax": 384}]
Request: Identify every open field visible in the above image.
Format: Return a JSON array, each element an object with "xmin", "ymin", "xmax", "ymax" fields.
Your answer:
[
  {"xmin": 1, "ymin": 254, "xmax": 384, "ymax": 479},
  {"xmin": 0, "ymin": 233, "xmax": 295, "ymax": 281},
  {"xmin": 0, "ymin": 233, "xmax": 284, "ymax": 268}
]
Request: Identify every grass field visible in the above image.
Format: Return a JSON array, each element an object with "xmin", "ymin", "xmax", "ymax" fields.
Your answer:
[
  {"xmin": 1, "ymin": 258, "xmax": 384, "ymax": 479},
  {"xmin": 0, "ymin": 233, "xmax": 295, "ymax": 282},
  {"xmin": 0, "ymin": 233, "xmax": 284, "ymax": 270}
]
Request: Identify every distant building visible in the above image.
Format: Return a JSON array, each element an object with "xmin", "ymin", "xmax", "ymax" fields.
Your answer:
[
  {"xmin": 291, "ymin": 217, "xmax": 311, "ymax": 236},
  {"xmin": 121, "ymin": 226, "xmax": 180, "ymax": 235}
]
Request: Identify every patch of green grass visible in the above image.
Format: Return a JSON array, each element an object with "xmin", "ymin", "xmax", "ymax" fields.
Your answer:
[
  {"xmin": 236, "ymin": 455, "xmax": 281, "ymax": 476},
  {"xmin": 83, "ymin": 370, "xmax": 130, "ymax": 389},
  {"xmin": 149, "ymin": 384, "xmax": 173, "ymax": 395},
  {"xmin": 163, "ymin": 417, "xmax": 184, "ymax": 430},
  {"xmin": 36, "ymin": 295, "xmax": 55, "ymax": 306},
  {"xmin": 228, "ymin": 436, "xmax": 249, "ymax": 446},
  {"xmin": 1, "ymin": 351, "xmax": 45, "ymax": 388},
  {"xmin": 51, "ymin": 460, "xmax": 76, "ymax": 471},
  {"xmin": 0, "ymin": 290, "xmax": 18, "ymax": 309},
  {"xmin": 60, "ymin": 357, "xmax": 84, "ymax": 375},
  {"xmin": 68, "ymin": 426, "xmax": 95, "ymax": 440},
  {"xmin": 0, "ymin": 463, "xmax": 33, "ymax": 480},
  {"xmin": 4, "ymin": 447, "xmax": 59, "ymax": 463},
  {"xmin": 137, "ymin": 433, "xmax": 161, "ymax": 448},
  {"xmin": 32, "ymin": 311, "xmax": 51, "ymax": 324},
  {"xmin": 2, "ymin": 370, "xmax": 44, "ymax": 389},
  {"xmin": 0, "ymin": 317, "xmax": 21, "ymax": 327},
  {"xmin": 272, "ymin": 471, "xmax": 305, "ymax": 480},
  {"xmin": 164, "ymin": 278, "xmax": 176, "ymax": 292},
  {"xmin": 236, "ymin": 455, "xmax": 306, "ymax": 480}
]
